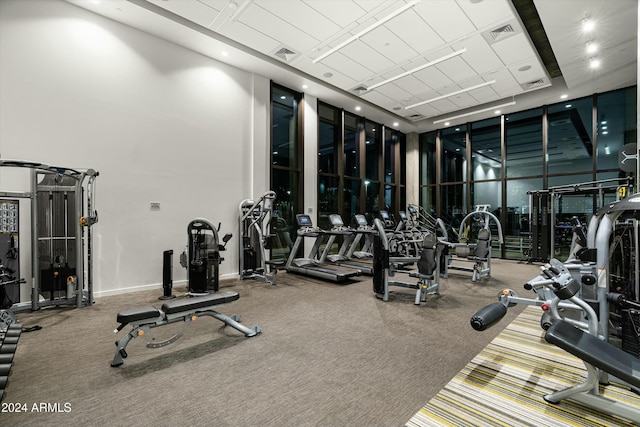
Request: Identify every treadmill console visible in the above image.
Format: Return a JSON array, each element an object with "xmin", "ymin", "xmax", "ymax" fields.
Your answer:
[
  {"xmin": 407, "ymin": 205, "xmax": 417, "ymax": 215},
  {"xmin": 355, "ymin": 214, "xmax": 368, "ymax": 227},
  {"xmin": 296, "ymin": 214, "xmax": 313, "ymax": 227},
  {"xmin": 329, "ymin": 214, "xmax": 345, "ymax": 228}
]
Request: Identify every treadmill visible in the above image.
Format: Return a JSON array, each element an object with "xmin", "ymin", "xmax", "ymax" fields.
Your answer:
[
  {"xmin": 321, "ymin": 214, "xmax": 374, "ymax": 275},
  {"xmin": 284, "ymin": 214, "xmax": 361, "ymax": 282}
]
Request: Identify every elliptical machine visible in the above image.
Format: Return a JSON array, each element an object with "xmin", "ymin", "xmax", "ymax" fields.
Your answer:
[{"xmin": 180, "ymin": 218, "xmax": 231, "ymax": 295}]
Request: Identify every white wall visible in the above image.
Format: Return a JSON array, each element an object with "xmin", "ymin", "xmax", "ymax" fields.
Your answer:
[{"xmin": 0, "ymin": 0, "xmax": 270, "ymax": 298}]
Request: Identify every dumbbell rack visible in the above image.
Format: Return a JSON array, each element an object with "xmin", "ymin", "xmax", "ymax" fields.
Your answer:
[{"xmin": 0, "ymin": 323, "xmax": 22, "ymax": 403}]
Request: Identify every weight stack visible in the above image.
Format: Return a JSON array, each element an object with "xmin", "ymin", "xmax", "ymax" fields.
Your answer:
[{"xmin": 621, "ymin": 309, "xmax": 640, "ymax": 358}]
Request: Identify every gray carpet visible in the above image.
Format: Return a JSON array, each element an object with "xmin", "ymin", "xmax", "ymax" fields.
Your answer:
[{"xmin": 3, "ymin": 259, "xmax": 541, "ymax": 427}]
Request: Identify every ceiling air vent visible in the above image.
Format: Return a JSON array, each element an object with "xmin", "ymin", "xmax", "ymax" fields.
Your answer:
[
  {"xmin": 490, "ymin": 24, "xmax": 514, "ymax": 41},
  {"xmin": 520, "ymin": 79, "xmax": 547, "ymax": 91},
  {"xmin": 482, "ymin": 20, "xmax": 520, "ymax": 45},
  {"xmin": 273, "ymin": 46, "xmax": 297, "ymax": 61},
  {"xmin": 408, "ymin": 114, "xmax": 424, "ymax": 121}
]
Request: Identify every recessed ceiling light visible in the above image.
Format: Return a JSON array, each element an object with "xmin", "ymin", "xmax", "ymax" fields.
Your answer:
[
  {"xmin": 444, "ymin": 122, "xmax": 450, "ymax": 126},
  {"xmin": 221, "ymin": 51, "xmax": 228, "ymax": 57},
  {"xmin": 518, "ymin": 65, "xmax": 532, "ymax": 72},
  {"xmin": 560, "ymin": 94, "xmax": 568, "ymax": 99},
  {"xmin": 582, "ymin": 17, "xmax": 595, "ymax": 32},
  {"xmin": 355, "ymin": 106, "xmax": 361, "ymax": 111},
  {"xmin": 323, "ymin": 72, "xmax": 333, "ymax": 78},
  {"xmin": 302, "ymin": 84, "xmax": 308, "ymax": 89},
  {"xmin": 393, "ymin": 122, "xmax": 399, "ymax": 127},
  {"xmin": 565, "ymin": 104, "xmax": 572, "ymax": 108},
  {"xmin": 589, "ymin": 58, "xmax": 601, "ymax": 68},
  {"xmin": 586, "ymin": 41, "xmax": 598, "ymax": 54}
]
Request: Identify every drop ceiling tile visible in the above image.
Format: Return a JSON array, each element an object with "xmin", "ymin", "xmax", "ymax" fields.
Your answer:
[
  {"xmin": 449, "ymin": 92, "xmax": 479, "ymax": 109},
  {"xmin": 235, "ymin": 3, "xmax": 321, "ymax": 52},
  {"xmin": 460, "ymin": 34, "xmax": 504, "ymax": 75},
  {"xmin": 467, "ymin": 84, "xmax": 500, "ymax": 102},
  {"xmin": 490, "ymin": 69, "xmax": 524, "ymax": 96},
  {"xmin": 429, "ymin": 98, "xmax": 458, "ymax": 114},
  {"xmin": 434, "ymin": 56, "xmax": 477, "ymax": 81},
  {"xmin": 491, "ymin": 33, "xmax": 537, "ymax": 66},
  {"xmin": 255, "ymin": 0, "xmax": 341, "ymax": 41},
  {"xmin": 303, "ymin": 0, "xmax": 367, "ymax": 27},
  {"xmin": 360, "ymin": 90, "xmax": 396, "ymax": 107},
  {"xmin": 217, "ymin": 21, "xmax": 281, "ymax": 53},
  {"xmin": 353, "ymin": 0, "xmax": 388, "ymax": 13},
  {"xmin": 384, "ymin": 9, "xmax": 444, "ymax": 55},
  {"xmin": 360, "ymin": 25, "xmax": 418, "ymax": 64},
  {"xmin": 414, "ymin": 0, "xmax": 475, "ymax": 43},
  {"xmin": 320, "ymin": 51, "xmax": 375, "ymax": 82},
  {"xmin": 456, "ymin": 0, "xmax": 514, "ymax": 30},
  {"xmin": 339, "ymin": 39, "xmax": 396, "ymax": 74},
  {"xmin": 413, "ymin": 66, "xmax": 454, "ymax": 90},
  {"xmin": 391, "ymin": 75, "xmax": 434, "ymax": 97},
  {"xmin": 368, "ymin": 82, "xmax": 413, "ymax": 103},
  {"xmin": 197, "ymin": 0, "xmax": 228, "ymax": 13},
  {"xmin": 409, "ymin": 103, "xmax": 440, "ymax": 118},
  {"xmin": 508, "ymin": 59, "xmax": 547, "ymax": 84}
]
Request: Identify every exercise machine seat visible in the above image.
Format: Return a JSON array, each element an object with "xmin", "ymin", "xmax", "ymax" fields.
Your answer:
[
  {"xmin": 544, "ymin": 319, "xmax": 640, "ymax": 389},
  {"xmin": 474, "ymin": 229, "xmax": 491, "ymax": 259},
  {"xmin": 414, "ymin": 233, "xmax": 437, "ymax": 279}
]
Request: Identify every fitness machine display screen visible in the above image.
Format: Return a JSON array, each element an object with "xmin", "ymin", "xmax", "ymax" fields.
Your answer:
[
  {"xmin": 329, "ymin": 215, "xmax": 343, "ymax": 226},
  {"xmin": 380, "ymin": 211, "xmax": 389, "ymax": 220},
  {"xmin": 355, "ymin": 215, "xmax": 367, "ymax": 226},
  {"xmin": 297, "ymin": 215, "xmax": 312, "ymax": 226}
]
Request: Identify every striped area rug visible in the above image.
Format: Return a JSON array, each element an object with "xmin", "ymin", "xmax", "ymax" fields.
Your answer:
[{"xmin": 406, "ymin": 306, "xmax": 640, "ymax": 427}]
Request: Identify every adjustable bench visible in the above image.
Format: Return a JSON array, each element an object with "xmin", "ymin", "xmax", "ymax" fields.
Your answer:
[
  {"xmin": 111, "ymin": 291, "xmax": 261, "ymax": 367},
  {"xmin": 544, "ymin": 319, "xmax": 640, "ymax": 423}
]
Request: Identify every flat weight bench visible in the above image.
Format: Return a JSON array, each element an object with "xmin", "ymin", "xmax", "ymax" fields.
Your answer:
[
  {"xmin": 543, "ymin": 319, "xmax": 640, "ymax": 423},
  {"xmin": 111, "ymin": 291, "xmax": 261, "ymax": 367}
]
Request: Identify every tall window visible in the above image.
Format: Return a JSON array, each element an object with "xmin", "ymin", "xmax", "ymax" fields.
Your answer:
[
  {"xmin": 384, "ymin": 128, "xmax": 405, "ymax": 213},
  {"xmin": 470, "ymin": 117, "xmax": 502, "ymax": 211},
  {"xmin": 440, "ymin": 126, "xmax": 467, "ymax": 223},
  {"xmin": 318, "ymin": 103, "xmax": 341, "ymax": 230},
  {"xmin": 364, "ymin": 120, "xmax": 381, "ymax": 218},
  {"xmin": 418, "ymin": 87, "xmax": 637, "ymax": 261},
  {"xmin": 271, "ymin": 84, "xmax": 302, "ymax": 259},
  {"xmin": 343, "ymin": 112, "xmax": 362, "ymax": 222},
  {"xmin": 419, "ymin": 131, "xmax": 437, "ymax": 215},
  {"xmin": 547, "ymin": 97, "xmax": 593, "ymax": 177}
]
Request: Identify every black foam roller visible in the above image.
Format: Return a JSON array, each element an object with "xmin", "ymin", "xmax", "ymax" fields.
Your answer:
[{"xmin": 470, "ymin": 302, "xmax": 507, "ymax": 331}]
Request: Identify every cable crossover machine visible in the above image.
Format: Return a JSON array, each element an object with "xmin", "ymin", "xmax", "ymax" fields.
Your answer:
[{"xmin": 0, "ymin": 159, "xmax": 98, "ymax": 310}]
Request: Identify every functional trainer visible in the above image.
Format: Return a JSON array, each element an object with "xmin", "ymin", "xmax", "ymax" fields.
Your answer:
[{"xmin": 111, "ymin": 291, "xmax": 261, "ymax": 367}]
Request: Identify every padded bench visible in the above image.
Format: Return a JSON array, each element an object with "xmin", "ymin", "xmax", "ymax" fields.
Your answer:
[
  {"xmin": 543, "ymin": 319, "xmax": 640, "ymax": 423},
  {"xmin": 545, "ymin": 319, "xmax": 640, "ymax": 388},
  {"xmin": 111, "ymin": 291, "xmax": 261, "ymax": 367}
]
